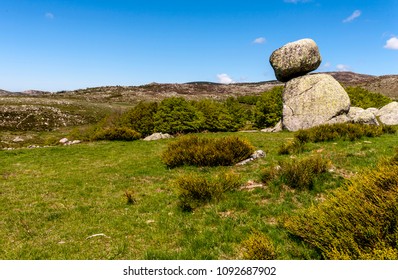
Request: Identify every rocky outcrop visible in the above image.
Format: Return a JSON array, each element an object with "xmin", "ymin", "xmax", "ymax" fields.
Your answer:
[
  {"xmin": 282, "ymin": 74, "xmax": 350, "ymax": 131},
  {"xmin": 348, "ymin": 107, "xmax": 379, "ymax": 125},
  {"xmin": 269, "ymin": 38, "xmax": 322, "ymax": 82},
  {"xmin": 376, "ymin": 102, "xmax": 398, "ymax": 125}
]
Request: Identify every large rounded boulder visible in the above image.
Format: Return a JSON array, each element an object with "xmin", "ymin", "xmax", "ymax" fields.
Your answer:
[
  {"xmin": 282, "ymin": 74, "xmax": 350, "ymax": 131},
  {"xmin": 270, "ymin": 38, "xmax": 322, "ymax": 82},
  {"xmin": 376, "ymin": 102, "xmax": 398, "ymax": 125}
]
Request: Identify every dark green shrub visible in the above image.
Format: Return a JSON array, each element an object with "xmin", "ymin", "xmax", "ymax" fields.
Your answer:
[
  {"xmin": 237, "ymin": 95, "xmax": 261, "ymax": 105},
  {"xmin": 92, "ymin": 127, "xmax": 141, "ymax": 141},
  {"xmin": 241, "ymin": 231, "xmax": 277, "ymax": 260},
  {"xmin": 284, "ymin": 154, "xmax": 398, "ymax": 259},
  {"xmin": 346, "ymin": 87, "xmax": 392, "ymax": 109},
  {"xmin": 193, "ymin": 99, "xmax": 236, "ymax": 132},
  {"xmin": 119, "ymin": 101, "xmax": 158, "ymax": 137},
  {"xmin": 175, "ymin": 172, "xmax": 242, "ymax": 211},
  {"xmin": 254, "ymin": 86, "xmax": 283, "ymax": 128},
  {"xmin": 162, "ymin": 135, "xmax": 255, "ymax": 168},
  {"xmin": 154, "ymin": 97, "xmax": 201, "ymax": 134},
  {"xmin": 262, "ymin": 155, "xmax": 330, "ymax": 190},
  {"xmin": 224, "ymin": 97, "xmax": 255, "ymax": 130}
]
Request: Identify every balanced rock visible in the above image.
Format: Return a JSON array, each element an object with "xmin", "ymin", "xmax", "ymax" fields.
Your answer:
[
  {"xmin": 376, "ymin": 102, "xmax": 398, "ymax": 125},
  {"xmin": 270, "ymin": 38, "xmax": 322, "ymax": 82},
  {"xmin": 282, "ymin": 74, "xmax": 350, "ymax": 131}
]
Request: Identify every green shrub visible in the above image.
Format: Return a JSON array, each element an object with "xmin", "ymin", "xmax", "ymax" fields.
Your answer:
[
  {"xmin": 278, "ymin": 139, "xmax": 306, "ymax": 155},
  {"xmin": 92, "ymin": 127, "xmax": 141, "ymax": 141},
  {"xmin": 254, "ymin": 86, "xmax": 283, "ymax": 128},
  {"xmin": 175, "ymin": 172, "xmax": 242, "ymax": 211},
  {"xmin": 154, "ymin": 97, "xmax": 201, "ymax": 134},
  {"xmin": 119, "ymin": 101, "xmax": 158, "ymax": 137},
  {"xmin": 162, "ymin": 135, "xmax": 255, "ymax": 168},
  {"xmin": 346, "ymin": 87, "xmax": 392, "ymax": 109},
  {"xmin": 241, "ymin": 231, "xmax": 277, "ymax": 260},
  {"xmin": 293, "ymin": 123, "xmax": 396, "ymax": 143},
  {"xmin": 193, "ymin": 99, "xmax": 237, "ymax": 132},
  {"xmin": 224, "ymin": 97, "xmax": 255, "ymax": 130},
  {"xmin": 284, "ymin": 153, "xmax": 398, "ymax": 259},
  {"xmin": 261, "ymin": 155, "xmax": 330, "ymax": 190}
]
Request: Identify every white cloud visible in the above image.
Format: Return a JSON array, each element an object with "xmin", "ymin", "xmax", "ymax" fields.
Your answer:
[
  {"xmin": 336, "ymin": 64, "xmax": 350, "ymax": 72},
  {"xmin": 384, "ymin": 36, "xmax": 398, "ymax": 50},
  {"xmin": 217, "ymin": 74, "xmax": 235, "ymax": 84},
  {"xmin": 45, "ymin": 12, "xmax": 55, "ymax": 20},
  {"xmin": 343, "ymin": 10, "xmax": 361, "ymax": 23},
  {"xmin": 253, "ymin": 37, "xmax": 266, "ymax": 44}
]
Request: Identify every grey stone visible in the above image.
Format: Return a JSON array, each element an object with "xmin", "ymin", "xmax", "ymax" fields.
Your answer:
[
  {"xmin": 282, "ymin": 74, "xmax": 350, "ymax": 131},
  {"xmin": 13, "ymin": 136, "xmax": 24, "ymax": 142},
  {"xmin": 261, "ymin": 120, "xmax": 283, "ymax": 132},
  {"xmin": 376, "ymin": 102, "xmax": 398, "ymax": 125},
  {"xmin": 143, "ymin": 132, "xmax": 173, "ymax": 141},
  {"xmin": 236, "ymin": 150, "xmax": 266, "ymax": 165},
  {"xmin": 269, "ymin": 38, "xmax": 322, "ymax": 82},
  {"xmin": 59, "ymin": 138, "xmax": 69, "ymax": 144}
]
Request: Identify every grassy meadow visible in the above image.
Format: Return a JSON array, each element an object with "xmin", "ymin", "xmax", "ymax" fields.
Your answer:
[{"xmin": 1, "ymin": 130, "xmax": 397, "ymax": 260}]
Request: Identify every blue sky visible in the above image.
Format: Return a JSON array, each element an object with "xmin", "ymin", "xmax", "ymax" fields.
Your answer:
[{"xmin": 1, "ymin": 0, "xmax": 397, "ymax": 92}]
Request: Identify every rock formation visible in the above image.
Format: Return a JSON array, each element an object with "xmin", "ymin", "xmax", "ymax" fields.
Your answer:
[
  {"xmin": 270, "ymin": 38, "xmax": 322, "ymax": 83},
  {"xmin": 270, "ymin": 38, "xmax": 352, "ymax": 131}
]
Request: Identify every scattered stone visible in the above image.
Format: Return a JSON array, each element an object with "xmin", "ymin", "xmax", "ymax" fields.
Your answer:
[
  {"xmin": 269, "ymin": 38, "xmax": 322, "ymax": 82},
  {"xmin": 13, "ymin": 136, "xmax": 24, "ymax": 142},
  {"xmin": 59, "ymin": 138, "xmax": 69, "ymax": 144},
  {"xmin": 282, "ymin": 74, "xmax": 350, "ymax": 131},
  {"xmin": 143, "ymin": 132, "xmax": 173, "ymax": 141},
  {"xmin": 71, "ymin": 140, "xmax": 81, "ymax": 145},
  {"xmin": 376, "ymin": 101, "xmax": 398, "ymax": 125},
  {"xmin": 261, "ymin": 120, "xmax": 283, "ymax": 132},
  {"xmin": 236, "ymin": 150, "xmax": 266, "ymax": 165},
  {"xmin": 86, "ymin": 233, "xmax": 109, "ymax": 239}
]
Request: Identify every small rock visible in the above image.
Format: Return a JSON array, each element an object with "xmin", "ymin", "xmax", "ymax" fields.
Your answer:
[
  {"xmin": 71, "ymin": 140, "xmax": 81, "ymax": 145},
  {"xmin": 261, "ymin": 120, "xmax": 283, "ymax": 133},
  {"xmin": 13, "ymin": 136, "xmax": 24, "ymax": 143},
  {"xmin": 251, "ymin": 150, "xmax": 266, "ymax": 159},
  {"xmin": 59, "ymin": 138, "xmax": 69, "ymax": 144},
  {"xmin": 143, "ymin": 132, "xmax": 173, "ymax": 141}
]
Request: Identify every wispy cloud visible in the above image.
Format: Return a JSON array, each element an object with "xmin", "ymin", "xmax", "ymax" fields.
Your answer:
[
  {"xmin": 45, "ymin": 12, "xmax": 55, "ymax": 20},
  {"xmin": 384, "ymin": 36, "xmax": 398, "ymax": 50},
  {"xmin": 253, "ymin": 37, "xmax": 266, "ymax": 44},
  {"xmin": 336, "ymin": 64, "xmax": 351, "ymax": 72},
  {"xmin": 343, "ymin": 10, "xmax": 361, "ymax": 23},
  {"xmin": 217, "ymin": 74, "xmax": 235, "ymax": 84}
]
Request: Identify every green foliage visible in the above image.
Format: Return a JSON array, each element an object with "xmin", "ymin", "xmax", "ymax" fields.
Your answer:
[
  {"xmin": 241, "ymin": 231, "xmax": 277, "ymax": 260},
  {"xmin": 154, "ymin": 97, "xmax": 201, "ymax": 134},
  {"xmin": 284, "ymin": 154, "xmax": 398, "ymax": 259},
  {"xmin": 346, "ymin": 86, "xmax": 392, "ymax": 109},
  {"xmin": 175, "ymin": 172, "xmax": 242, "ymax": 211},
  {"xmin": 162, "ymin": 135, "xmax": 255, "ymax": 168},
  {"xmin": 193, "ymin": 99, "xmax": 237, "ymax": 132},
  {"xmin": 278, "ymin": 139, "xmax": 306, "ymax": 155},
  {"xmin": 119, "ymin": 101, "xmax": 158, "ymax": 137},
  {"xmin": 224, "ymin": 97, "xmax": 255, "ymax": 130},
  {"xmin": 236, "ymin": 95, "xmax": 261, "ymax": 105},
  {"xmin": 92, "ymin": 127, "xmax": 141, "ymax": 141},
  {"xmin": 293, "ymin": 123, "xmax": 396, "ymax": 143},
  {"xmin": 254, "ymin": 86, "xmax": 283, "ymax": 128},
  {"xmin": 261, "ymin": 155, "xmax": 330, "ymax": 190}
]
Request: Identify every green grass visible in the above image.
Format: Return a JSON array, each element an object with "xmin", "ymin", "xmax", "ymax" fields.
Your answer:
[{"xmin": 0, "ymin": 131, "xmax": 397, "ymax": 259}]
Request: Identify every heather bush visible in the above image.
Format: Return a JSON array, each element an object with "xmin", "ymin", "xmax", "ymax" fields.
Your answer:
[
  {"xmin": 92, "ymin": 127, "xmax": 141, "ymax": 141},
  {"xmin": 162, "ymin": 135, "xmax": 255, "ymax": 168},
  {"xmin": 175, "ymin": 172, "xmax": 242, "ymax": 211},
  {"xmin": 346, "ymin": 86, "xmax": 392, "ymax": 109},
  {"xmin": 261, "ymin": 155, "xmax": 330, "ymax": 190},
  {"xmin": 241, "ymin": 231, "xmax": 277, "ymax": 260},
  {"xmin": 284, "ymin": 153, "xmax": 398, "ymax": 259}
]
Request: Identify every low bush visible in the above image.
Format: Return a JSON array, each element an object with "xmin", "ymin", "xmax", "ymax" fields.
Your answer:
[
  {"xmin": 162, "ymin": 136, "xmax": 255, "ymax": 168},
  {"xmin": 175, "ymin": 172, "xmax": 242, "ymax": 211},
  {"xmin": 261, "ymin": 155, "xmax": 330, "ymax": 190},
  {"xmin": 92, "ymin": 127, "xmax": 141, "ymax": 141},
  {"xmin": 241, "ymin": 231, "xmax": 277, "ymax": 260},
  {"xmin": 284, "ymin": 153, "xmax": 398, "ymax": 259},
  {"xmin": 293, "ymin": 123, "xmax": 396, "ymax": 143},
  {"xmin": 346, "ymin": 86, "xmax": 392, "ymax": 109}
]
